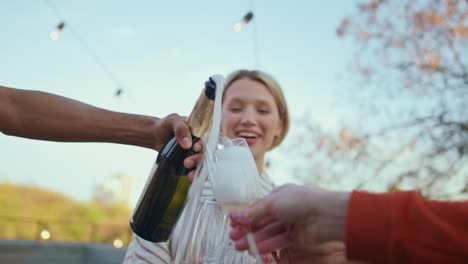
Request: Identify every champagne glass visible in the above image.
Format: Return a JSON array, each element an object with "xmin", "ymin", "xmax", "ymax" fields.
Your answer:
[
  {"xmin": 188, "ymin": 198, "xmax": 227, "ymax": 264},
  {"xmin": 211, "ymin": 137, "xmax": 267, "ymax": 264}
]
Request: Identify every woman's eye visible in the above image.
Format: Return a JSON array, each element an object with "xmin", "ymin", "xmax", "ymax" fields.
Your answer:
[
  {"xmin": 230, "ymin": 108, "xmax": 241, "ymax": 112},
  {"xmin": 258, "ymin": 109, "xmax": 269, "ymax": 114}
]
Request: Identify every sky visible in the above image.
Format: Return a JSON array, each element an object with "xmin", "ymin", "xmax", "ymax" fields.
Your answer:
[{"xmin": 0, "ymin": 0, "xmax": 358, "ymax": 206}]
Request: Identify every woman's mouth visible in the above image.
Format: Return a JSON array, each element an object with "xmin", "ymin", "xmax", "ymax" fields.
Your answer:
[{"xmin": 238, "ymin": 132, "xmax": 259, "ymax": 145}]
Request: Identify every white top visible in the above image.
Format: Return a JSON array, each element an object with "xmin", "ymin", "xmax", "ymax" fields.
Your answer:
[{"xmin": 123, "ymin": 173, "xmax": 275, "ymax": 264}]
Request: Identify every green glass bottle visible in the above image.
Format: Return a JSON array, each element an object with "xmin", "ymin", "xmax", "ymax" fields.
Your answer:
[{"xmin": 130, "ymin": 78, "xmax": 216, "ymax": 242}]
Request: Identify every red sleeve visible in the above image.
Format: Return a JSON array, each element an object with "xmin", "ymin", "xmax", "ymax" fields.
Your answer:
[{"xmin": 345, "ymin": 190, "xmax": 468, "ymax": 264}]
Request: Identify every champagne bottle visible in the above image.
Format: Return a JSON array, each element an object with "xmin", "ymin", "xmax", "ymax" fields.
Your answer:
[{"xmin": 130, "ymin": 78, "xmax": 216, "ymax": 242}]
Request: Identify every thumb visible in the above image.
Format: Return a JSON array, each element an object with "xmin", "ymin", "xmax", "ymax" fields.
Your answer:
[{"xmin": 171, "ymin": 117, "xmax": 192, "ymax": 149}]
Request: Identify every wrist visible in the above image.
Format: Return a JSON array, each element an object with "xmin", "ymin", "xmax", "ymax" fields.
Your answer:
[
  {"xmin": 139, "ymin": 116, "xmax": 160, "ymax": 150},
  {"xmin": 314, "ymin": 189, "xmax": 350, "ymax": 243}
]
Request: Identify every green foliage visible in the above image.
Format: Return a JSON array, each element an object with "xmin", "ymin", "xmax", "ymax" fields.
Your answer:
[{"xmin": 0, "ymin": 183, "xmax": 132, "ymax": 245}]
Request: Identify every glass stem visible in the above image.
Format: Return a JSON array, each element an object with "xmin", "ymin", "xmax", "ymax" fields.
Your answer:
[{"xmin": 245, "ymin": 227, "xmax": 264, "ymax": 264}]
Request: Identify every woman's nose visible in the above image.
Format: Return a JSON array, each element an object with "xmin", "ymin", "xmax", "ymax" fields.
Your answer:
[{"xmin": 240, "ymin": 109, "xmax": 256, "ymax": 126}]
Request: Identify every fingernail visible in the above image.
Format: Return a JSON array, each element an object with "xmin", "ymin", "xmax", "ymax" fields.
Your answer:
[
  {"xmin": 185, "ymin": 159, "xmax": 194, "ymax": 167},
  {"xmin": 182, "ymin": 137, "xmax": 191, "ymax": 148}
]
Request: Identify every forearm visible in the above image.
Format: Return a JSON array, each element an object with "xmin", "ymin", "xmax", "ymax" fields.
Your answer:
[
  {"xmin": 0, "ymin": 86, "xmax": 159, "ymax": 149},
  {"xmin": 346, "ymin": 191, "xmax": 468, "ymax": 263}
]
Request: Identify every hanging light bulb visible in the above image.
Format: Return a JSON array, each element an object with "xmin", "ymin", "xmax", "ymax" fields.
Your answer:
[
  {"xmin": 50, "ymin": 21, "xmax": 65, "ymax": 40},
  {"xmin": 242, "ymin": 12, "xmax": 254, "ymax": 23},
  {"xmin": 40, "ymin": 229, "xmax": 51, "ymax": 240},
  {"xmin": 113, "ymin": 238, "xmax": 124, "ymax": 248},
  {"xmin": 233, "ymin": 22, "xmax": 243, "ymax": 32},
  {"xmin": 233, "ymin": 11, "xmax": 254, "ymax": 32},
  {"xmin": 115, "ymin": 87, "xmax": 124, "ymax": 97}
]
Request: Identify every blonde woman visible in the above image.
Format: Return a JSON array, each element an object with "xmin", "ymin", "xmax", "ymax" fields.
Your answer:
[{"xmin": 123, "ymin": 70, "xmax": 290, "ymax": 264}]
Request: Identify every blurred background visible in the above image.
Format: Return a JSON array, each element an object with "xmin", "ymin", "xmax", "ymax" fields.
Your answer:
[{"xmin": 0, "ymin": 0, "xmax": 467, "ymax": 255}]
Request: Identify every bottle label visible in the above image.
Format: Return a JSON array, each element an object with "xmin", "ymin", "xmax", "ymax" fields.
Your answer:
[{"xmin": 160, "ymin": 175, "xmax": 191, "ymax": 229}]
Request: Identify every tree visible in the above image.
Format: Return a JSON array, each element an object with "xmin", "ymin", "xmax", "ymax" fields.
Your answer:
[
  {"xmin": 275, "ymin": 0, "xmax": 467, "ymax": 199},
  {"xmin": 0, "ymin": 183, "xmax": 132, "ymax": 244},
  {"xmin": 337, "ymin": 0, "xmax": 468, "ymax": 198}
]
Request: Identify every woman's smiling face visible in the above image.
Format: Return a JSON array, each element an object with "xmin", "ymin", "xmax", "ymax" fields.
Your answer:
[{"xmin": 221, "ymin": 78, "xmax": 284, "ymax": 164}]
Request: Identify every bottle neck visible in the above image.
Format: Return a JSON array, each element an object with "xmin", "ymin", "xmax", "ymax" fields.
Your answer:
[{"xmin": 186, "ymin": 91, "xmax": 215, "ymax": 138}]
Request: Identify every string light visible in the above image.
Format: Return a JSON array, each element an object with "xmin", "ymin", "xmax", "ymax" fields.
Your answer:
[
  {"xmin": 44, "ymin": 0, "xmax": 126, "ymax": 96},
  {"xmin": 40, "ymin": 229, "xmax": 51, "ymax": 240},
  {"xmin": 115, "ymin": 88, "xmax": 123, "ymax": 97},
  {"xmin": 234, "ymin": 0, "xmax": 260, "ymax": 68},
  {"xmin": 113, "ymin": 238, "xmax": 124, "ymax": 248},
  {"xmin": 49, "ymin": 21, "xmax": 65, "ymax": 40},
  {"xmin": 233, "ymin": 11, "xmax": 254, "ymax": 32}
]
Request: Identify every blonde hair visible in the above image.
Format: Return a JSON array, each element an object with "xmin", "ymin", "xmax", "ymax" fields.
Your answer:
[{"xmin": 224, "ymin": 70, "xmax": 290, "ymax": 150}]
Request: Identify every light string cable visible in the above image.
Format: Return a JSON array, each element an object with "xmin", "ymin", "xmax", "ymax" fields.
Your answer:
[
  {"xmin": 44, "ymin": 0, "xmax": 126, "ymax": 96},
  {"xmin": 250, "ymin": 0, "xmax": 260, "ymax": 69}
]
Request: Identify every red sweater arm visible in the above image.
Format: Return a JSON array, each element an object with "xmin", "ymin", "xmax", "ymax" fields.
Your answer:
[{"xmin": 345, "ymin": 191, "xmax": 468, "ymax": 264}]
